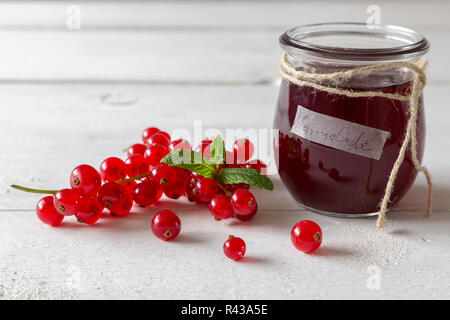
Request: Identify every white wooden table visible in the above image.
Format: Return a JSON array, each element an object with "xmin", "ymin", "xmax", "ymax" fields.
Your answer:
[{"xmin": 0, "ymin": 1, "xmax": 449, "ymax": 299}]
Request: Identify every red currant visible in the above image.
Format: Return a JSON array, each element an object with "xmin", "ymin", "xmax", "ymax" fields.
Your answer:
[
  {"xmin": 145, "ymin": 132, "xmax": 170, "ymax": 148},
  {"xmin": 133, "ymin": 180, "xmax": 158, "ymax": 207},
  {"xmin": 223, "ymin": 235, "xmax": 246, "ymax": 261},
  {"xmin": 36, "ymin": 196, "xmax": 64, "ymax": 226},
  {"xmin": 97, "ymin": 182, "xmax": 133, "ymax": 217},
  {"xmin": 150, "ymin": 164, "xmax": 176, "ymax": 192},
  {"xmin": 169, "ymin": 139, "xmax": 191, "ymax": 151},
  {"xmin": 185, "ymin": 173, "xmax": 202, "ymax": 203},
  {"xmin": 151, "ymin": 209, "xmax": 181, "ymax": 241},
  {"xmin": 123, "ymin": 179, "xmax": 138, "ymax": 193},
  {"xmin": 144, "ymin": 144, "xmax": 169, "ymax": 167},
  {"xmin": 233, "ymin": 138, "xmax": 254, "ymax": 164},
  {"xmin": 53, "ymin": 188, "xmax": 80, "ymax": 216},
  {"xmin": 194, "ymin": 178, "xmax": 218, "ymax": 203},
  {"xmin": 195, "ymin": 140, "xmax": 212, "ymax": 158},
  {"xmin": 186, "ymin": 185, "xmax": 199, "ymax": 203},
  {"xmin": 245, "ymin": 159, "xmax": 267, "ymax": 175},
  {"xmin": 158, "ymin": 131, "xmax": 171, "ymax": 142},
  {"xmin": 230, "ymin": 189, "xmax": 257, "ymax": 216},
  {"xmin": 141, "ymin": 177, "xmax": 163, "ymax": 200},
  {"xmin": 156, "ymin": 188, "xmax": 163, "ymax": 200},
  {"xmin": 291, "ymin": 220, "xmax": 322, "ymax": 254},
  {"xmin": 235, "ymin": 203, "xmax": 258, "ymax": 221},
  {"xmin": 141, "ymin": 127, "xmax": 160, "ymax": 143},
  {"xmin": 164, "ymin": 168, "xmax": 189, "ymax": 200},
  {"xmin": 100, "ymin": 157, "xmax": 127, "ymax": 182},
  {"xmin": 209, "ymin": 194, "xmax": 234, "ymax": 220},
  {"xmin": 70, "ymin": 164, "xmax": 102, "ymax": 197},
  {"xmin": 125, "ymin": 154, "xmax": 149, "ymax": 178},
  {"xmin": 75, "ymin": 196, "xmax": 104, "ymax": 224},
  {"xmin": 127, "ymin": 143, "xmax": 147, "ymax": 157}
]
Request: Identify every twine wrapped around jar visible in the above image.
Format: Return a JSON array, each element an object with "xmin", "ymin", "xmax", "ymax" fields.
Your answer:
[{"xmin": 279, "ymin": 52, "xmax": 432, "ymax": 228}]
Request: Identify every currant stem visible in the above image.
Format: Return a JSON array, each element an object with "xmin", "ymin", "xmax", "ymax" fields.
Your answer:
[
  {"xmin": 116, "ymin": 173, "xmax": 152, "ymax": 184},
  {"xmin": 217, "ymin": 182, "xmax": 231, "ymax": 197},
  {"xmin": 10, "ymin": 185, "xmax": 58, "ymax": 195}
]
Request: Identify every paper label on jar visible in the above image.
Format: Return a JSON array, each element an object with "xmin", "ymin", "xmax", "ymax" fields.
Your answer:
[{"xmin": 291, "ymin": 106, "xmax": 390, "ymax": 160}]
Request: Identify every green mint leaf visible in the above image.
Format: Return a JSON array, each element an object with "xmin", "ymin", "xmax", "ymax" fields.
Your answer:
[
  {"xmin": 161, "ymin": 149, "xmax": 215, "ymax": 179},
  {"xmin": 218, "ymin": 168, "xmax": 274, "ymax": 191},
  {"xmin": 209, "ymin": 135, "xmax": 226, "ymax": 165}
]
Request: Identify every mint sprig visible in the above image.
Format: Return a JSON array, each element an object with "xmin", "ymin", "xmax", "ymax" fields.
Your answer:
[
  {"xmin": 217, "ymin": 167, "xmax": 273, "ymax": 191},
  {"xmin": 161, "ymin": 135, "xmax": 273, "ymax": 191},
  {"xmin": 161, "ymin": 149, "xmax": 216, "ymax": 179}
]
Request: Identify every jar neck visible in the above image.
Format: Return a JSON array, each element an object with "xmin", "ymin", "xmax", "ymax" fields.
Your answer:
[{"xmin": 284, "ymin": 51, "xmax": 420, "ymax": 89}]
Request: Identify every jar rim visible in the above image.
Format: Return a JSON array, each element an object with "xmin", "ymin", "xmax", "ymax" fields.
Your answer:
[{"xmin": 280, "ymin": 22, "xmax": 430, "ymax": 62}]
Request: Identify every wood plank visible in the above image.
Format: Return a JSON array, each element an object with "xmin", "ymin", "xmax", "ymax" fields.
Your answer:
[
  {"xmin": 1, "ymin": 84, "xmax": 448, "ymax": 213},
  {"xmin": 0, "ymin": 30, "xmax": 448, "ymax": 84},
  {"xmin": 0, "ymin": 1, "xmax": 449, "ymax": 31},
  {"xmin": 1, "ymin": 208, "xmax": 449, "ymax": 299}
]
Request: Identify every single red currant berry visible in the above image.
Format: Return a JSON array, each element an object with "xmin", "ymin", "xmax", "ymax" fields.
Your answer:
[
  {"xmin": 245, "ymin": 159, "xmax": 267, "ymax": 175},
  {"xmin": 169, "ymin": 139, "xmax": 191, "ymax": 151},
  {"xmin": 235, "ymin": 203, "xmax": 257, "ymax": 221},
  {"xmin": 195, "ymin": 140, "xmax": 212, "ymax": 158},
  {"xmin": 223, "ymin": 235, "xmax": 246, "ymax": 261},
  {"xmin": 194, "ymin": 178, "xmax": 218, "ymax": 203},
  {"xmin": 75, "ymin": 196, "xmax": 104, "ymax": 224},
  {"xmin": 186, "ymin": 184, "xmax": 200, "ymax": 203},
  {"xmin": 53, "ymin": 188, "xmax": 80, "ymax": 216},
  {"xmin": 291, "ymin": 220, "xmax": 322, "ymax": 254},
  {"xmin": 185, "ymin": 173, "xmax": 201, "ymax": 203},
  {"xmin": 150, "ymin": 164, "xmax": 176, "ymax": 192},
  {"xmin": 156, "ymin": 188, "xmax": 163, "ymax": 200},
  {"xmin": 133, "ymin": 180, "xmax": 158, "ymax": 207},
  {"xmin": 125, "ymin": 154, "xmax": 149, "ymax": 178},
  {"xmin": 230, "ymin": 189, "xmax": 257, "ymax": 216},
  {"xmin": 36, "ymin": 196, "xmax": 64, "ymax": 226},
  {"xmin": 70, "ymin": 164, "xmax": 102, "ymax": 197},
  {"xmin": 164, "ymin": 168, "xmax": 189, "ymax": 200},
  {"xmin": 233, "ymin": 138, "xmax": 254, "ymax": 164},
  {"xmin": 123, "ymin": 179, "xmax": 138, "ymax": 193},
  {"xmin": 209, "ymin": 194, "xmax": 234, "ymax": 220},
  {"xmin": 100, "ymin": 157, "xmax": 127, "ymax": 182},
  {"xmin": 127, "ymin": 143, "xmax": 147, "ymax": 157},
  {"xmin": 151, "ymin": 209, "xmax": 181, "ymax": 241},
  {"xmin": 97, "ymin": 182, "xmax": 133, "ymax": 217},
  {"xmin": 141, "ymin": 127, "xmax": 160, "ymax": 143},
  {"xmin": 158, "ymin": 131, "xmax": 171, "ymax": 142},
  {"xmin": 145, "ymin": 132, "xmax": 170, "ymax": 148},
  {"xmin": 141, "ymin": 177, "xmax": 163, "ymax": 200},
  {"xmin": 144, "ymin": 144, "xmax": 169, "ymax": 167}
]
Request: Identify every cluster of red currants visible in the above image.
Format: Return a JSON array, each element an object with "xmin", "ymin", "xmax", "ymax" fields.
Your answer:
[{"xmin": 29, "ymin": 127, "xmax": 268, "ymax": 256}]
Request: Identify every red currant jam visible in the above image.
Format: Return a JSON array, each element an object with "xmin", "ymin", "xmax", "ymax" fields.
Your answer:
[{"xmin": 274, "ymin": 79, "xmax": 425, "ymax": 215}]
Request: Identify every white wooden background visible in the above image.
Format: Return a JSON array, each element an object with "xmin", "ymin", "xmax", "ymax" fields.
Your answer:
[{"xmin": 0, "ymin": 1, "xmax": 449, "ymax": 299}]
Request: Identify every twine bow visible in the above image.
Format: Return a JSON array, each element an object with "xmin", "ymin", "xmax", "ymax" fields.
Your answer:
[{"xmin": 279, "ymin": 52, "xmax": 432, "ymax": 228}]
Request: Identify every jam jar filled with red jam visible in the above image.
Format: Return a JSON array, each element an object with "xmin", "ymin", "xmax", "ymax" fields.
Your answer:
[{"xmin": 274, "ymin": 23, "xmax": 430, "ymax": 217}]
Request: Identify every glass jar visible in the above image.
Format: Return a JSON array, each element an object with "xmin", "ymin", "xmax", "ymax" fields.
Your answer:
[{"xmin": 273, "ymin": 23, "xmax": 430, "ymax": 217}]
